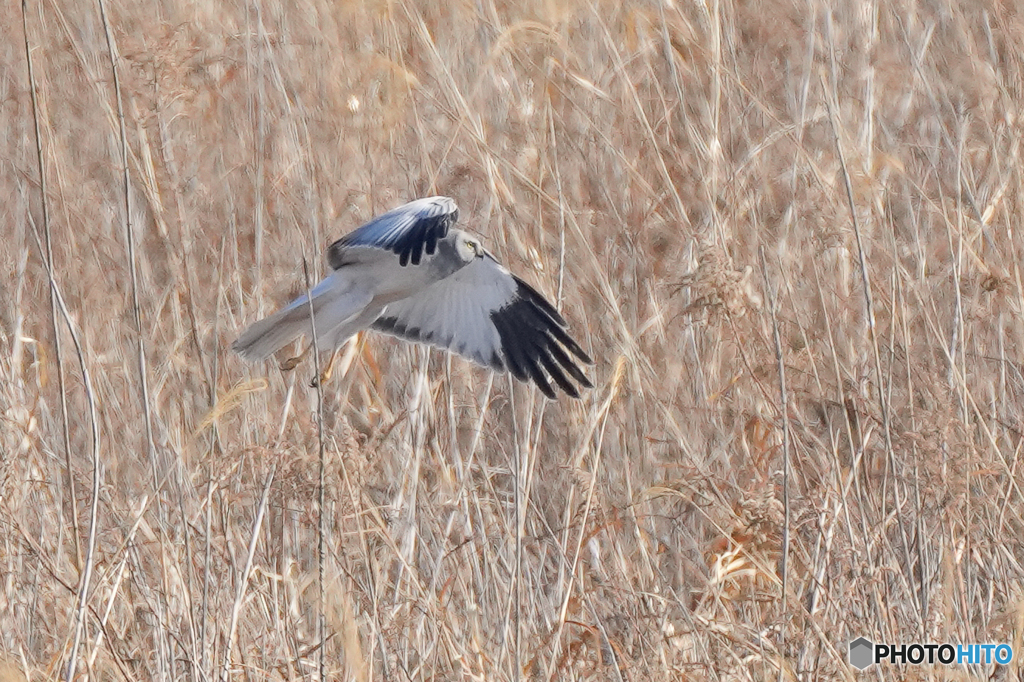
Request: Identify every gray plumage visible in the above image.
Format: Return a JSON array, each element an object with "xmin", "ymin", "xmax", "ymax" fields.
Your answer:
[{"xmin": 233, "ymin": 196, "xmax": 592, "ymax": 398}]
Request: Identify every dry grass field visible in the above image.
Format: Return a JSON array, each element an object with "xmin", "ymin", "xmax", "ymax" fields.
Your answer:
[{"xmin": 3, "ymin": 0, "xmax": 1024, "ymax": 679}]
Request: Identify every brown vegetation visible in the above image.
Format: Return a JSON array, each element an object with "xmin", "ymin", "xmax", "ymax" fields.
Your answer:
[{"xmin": 3, "ymin": 0, "xmax": 1024, "ymax": 679}]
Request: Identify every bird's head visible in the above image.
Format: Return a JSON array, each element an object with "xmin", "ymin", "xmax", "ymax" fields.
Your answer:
[{"xmin": 454, "ymin": 231, "xmax": 486, "ymax": 263}]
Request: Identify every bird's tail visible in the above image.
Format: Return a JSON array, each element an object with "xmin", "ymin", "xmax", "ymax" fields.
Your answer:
[{"xmin": 232, "ymin": 276, "xmax": 368, "ymax": 361}]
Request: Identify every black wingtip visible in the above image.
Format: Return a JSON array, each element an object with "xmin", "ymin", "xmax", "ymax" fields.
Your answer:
[
  {"xmin": 576, "ymin": 348, "xmax": 595, "ymax": 366},
  {"xmin": 512, "ymin": 276, "xmax": 567, "ymax": 326},
  {"xmin": 330, "ymin": 197, "xmax": 460, "ymax": 270},
  {"xmin": 489, "ymin": 285, "xmax": 592, "ymax": 398}
]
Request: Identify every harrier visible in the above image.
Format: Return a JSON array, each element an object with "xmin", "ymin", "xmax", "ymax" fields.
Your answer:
[{"xmin": 233, "ymin": 196, "xmax": 593, "ymax": 398}]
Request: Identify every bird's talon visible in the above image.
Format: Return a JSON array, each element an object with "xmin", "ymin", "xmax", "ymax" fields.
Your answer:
[
  {"xmin": 312, "ymin": 348, "xmax": 339, "ymax": 388},
  {"xmin": 280, "ymin": 355, "xmax": 303, "ymax": 371}
]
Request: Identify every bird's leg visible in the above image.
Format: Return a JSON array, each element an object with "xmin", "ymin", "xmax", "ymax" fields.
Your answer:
[
  {"xmin": 311, "ymin": 347, "xmax": 340, "ymax": 388},
  {"xmin": 279, "ymin": 343, "xmax": 310, "ymax": 372}
]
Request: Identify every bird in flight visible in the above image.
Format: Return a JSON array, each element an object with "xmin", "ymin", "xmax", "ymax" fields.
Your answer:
[{"xmin": 233, "ymin": 196, "xmax": 593, "ymax": 398}]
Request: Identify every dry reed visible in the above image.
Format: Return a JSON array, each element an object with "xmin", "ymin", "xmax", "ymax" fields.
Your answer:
[{"xmin": 2, "ymin": 0, "xmax": 1024, "ymax": 680}]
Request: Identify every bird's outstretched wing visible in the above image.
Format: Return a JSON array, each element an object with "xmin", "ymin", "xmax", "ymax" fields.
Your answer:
[
  {"xmin": 328, "ymin": 196, "xmax": 459, "ymax": 268},
  {"xmin": 371, "ymin": 255, "xmax": 593, "ymax": 398}
]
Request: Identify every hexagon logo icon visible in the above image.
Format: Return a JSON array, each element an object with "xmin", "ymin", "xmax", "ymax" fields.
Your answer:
[{"xmin": 849, "ymin": 637, "xmax": 874, "ymax": 670}]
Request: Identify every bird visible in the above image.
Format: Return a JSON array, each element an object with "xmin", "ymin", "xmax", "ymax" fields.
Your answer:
[{"xmin": 233, "ymin": 196, "xmax": 593, "ymax": 398}]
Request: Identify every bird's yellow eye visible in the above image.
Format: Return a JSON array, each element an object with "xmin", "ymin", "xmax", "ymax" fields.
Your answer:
[{"xmin": 466, "ymin": 240, "xmax": 477, "ymax": 253}]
